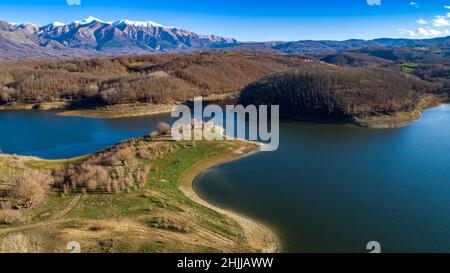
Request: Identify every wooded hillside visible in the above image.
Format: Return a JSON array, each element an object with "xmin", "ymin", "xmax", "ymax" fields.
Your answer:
[
  {"xmin": 0, "ymin": 52, "xmax": 308, "ymax": 106},
  {"xmin": 239, "ymin": 64, "xmax": 432, "ymax": 121}
]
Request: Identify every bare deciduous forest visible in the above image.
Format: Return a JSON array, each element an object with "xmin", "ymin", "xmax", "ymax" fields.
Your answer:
[
  {"xmin": 240, "ymin": 64, "xmax": 435, "ymax": 120},
  {"xmin": 0, "ymin": 51, "xmax": 309, "ymax": 106}
]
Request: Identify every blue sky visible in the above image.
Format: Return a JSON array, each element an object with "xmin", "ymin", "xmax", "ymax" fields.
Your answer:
[{"xmin": 0, "ymin": 0, "xmax": 449, "ymax": 41}]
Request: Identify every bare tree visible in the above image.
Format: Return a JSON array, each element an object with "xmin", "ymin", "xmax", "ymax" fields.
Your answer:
[
  {"xmin": 156, "ymin": 122, "xmax": 171, "ymax": 135},
  {"xmin": 0, "ymin": 210, "xmax": 21, "ymax": 225},
  {"xmin": 8, "ymin": 170, "xmax": 52, "ymax": 208}
]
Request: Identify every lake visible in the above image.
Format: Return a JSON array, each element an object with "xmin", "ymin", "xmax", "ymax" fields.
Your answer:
[
  {"xmin": 195, "ymin": 104, "xmax": 450, "ymax": 253},
  {"xmin": 0, "ymin": 110, "xmax": 173, "ymax": 159},
  {"xmin": 1, "ymin": 106, "xmax": 450, "ymax": 252}
]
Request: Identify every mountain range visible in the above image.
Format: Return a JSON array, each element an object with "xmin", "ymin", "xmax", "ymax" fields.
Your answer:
[
  {"xmin": 223, "ymin": 36, "xmax": 450, "ymax": 54},
  {"xmin": 0, "ymin": 16, "xmax": 237, "ymax": 59},
  {"xmin": 0, "ymin": 16, "xmax": 449, "ymax": 59}
]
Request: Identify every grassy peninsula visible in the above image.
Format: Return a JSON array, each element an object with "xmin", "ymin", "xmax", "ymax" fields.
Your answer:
[{"xmin": 0, "ymin": 136, "xmax": 278, "ymax": 253}]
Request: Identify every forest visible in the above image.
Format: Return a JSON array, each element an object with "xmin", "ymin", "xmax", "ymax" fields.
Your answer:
[
  {"xmin": 0, "ymin": 51, "xmax": 308, "ymax": 106},
  {"xmin": 239, "ymin": 64, "xmax": 435, "ymax": 121},
  {"xmin": 317, "ymin": 46, "xmax": 450, "ymax": 95}
]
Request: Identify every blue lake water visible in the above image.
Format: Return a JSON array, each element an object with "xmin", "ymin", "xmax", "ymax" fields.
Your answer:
[
  {"xmin": 195, "ymin": 105, "xmax": 450, "ymax": 253},
  {"xmin": 0, "ymin": 110, "xmax": 172, "ymax": 159},
  {"xmin": 1, "ymin": 106, "xmax": 450, "ymax": 252}
]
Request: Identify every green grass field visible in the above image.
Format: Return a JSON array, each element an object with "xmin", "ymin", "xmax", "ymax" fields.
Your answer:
[{"xmin": 0, "ymin": 138, "xmax": 263, "ymax": 253}]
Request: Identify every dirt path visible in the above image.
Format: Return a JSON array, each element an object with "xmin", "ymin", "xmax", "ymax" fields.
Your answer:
[
  {"xmin": 51, "ymin": 194, "xmax": 82, "ymax": 220},
  {"xmin": 0, "ymin": 194, "xmax": 82, "ymax": 235},
  {"xmin": 0, "ymin": 219, "xmax": 67, "ymax": 235},
  {"xmin": 179, "ymin": 151, "xmax": 280, "ymax": 253}
]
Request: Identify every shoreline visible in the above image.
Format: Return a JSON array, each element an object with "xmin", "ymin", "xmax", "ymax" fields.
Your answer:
[
  {"xmin": 179, "ymin": 146, "xmax": 280, "ymax": 253},
  {"xmin": 57, "ymin": 103, "xmax": 176, "ymax": 119},
  {"xmin": 1, "ymin": 94, "xmax": 447, "ymax": 127},
  {"xmin": 0, "ymin": 94, "xmax": 239, "ymax": 119},
  {"xmin": 0, "ymin": 102, "xmax": 175, "ymax": 119},
  {"xmin": 355, "ymin": 94, "xmax": 449, "ymax": 128},
  {"xmin": 280, "ymin": 94, "xmax": 449, "ymax": 129}
]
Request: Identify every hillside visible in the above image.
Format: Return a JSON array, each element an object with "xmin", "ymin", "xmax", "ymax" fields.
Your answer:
[
  {"xmin": 224, "ymin": 36, "xmax": 450, "ymax": 55},
  {"xmin": 0, "ymin": 51, "xmax": 308, "ymax": 112},
  {"xmin": 239, "ymin": 64, "xmax": 444, "ymax": 127},
  {"xmin": 318, "ymin": 46, "xmax": 450, "ymax": 95}
]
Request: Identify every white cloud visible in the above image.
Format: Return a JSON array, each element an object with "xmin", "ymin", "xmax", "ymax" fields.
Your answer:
[
  {"xmin": 402, "ymin": 29, "xmax": 417, "ymax": 36},
  {"xmin": 433, "ymin": 15, "xmax": 450, "ymax": 27},
  {"xmin": 416, "ymin": 18, "xmax": 427, "ymax": 25},
  {"xmin": 402, "ymin": 27, "xmax": 443, "ymax": 37},
  {"xmin": 400, "ymin": 6, "xmax": 450, "ymax": 38},
  {"xmin": 424, "ymin": 28, "xmax": 442, "ymax": 36}
]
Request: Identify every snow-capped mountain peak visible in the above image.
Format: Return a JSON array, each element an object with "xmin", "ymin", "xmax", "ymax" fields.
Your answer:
[
  {"xmin": 69, "ymin": 17, "xmax": 167, "ymax": 28},
  {"xmin": 74, "ymin": 16, "xmax": 108, "ymax": 25},
  {"xmin": 51, "ymin": 21, "xmax": 66, "ymax": 27},
  {"xmin": 112, "ymin": 19, "xmax": 166, "ymax": 28},
  {"xmin": 16, "ymin": 22, "xmax": 37, "ymax": 27},
  {"xmin": 39, "ymin": 21, "xmax": 66, "ymax": 29}
]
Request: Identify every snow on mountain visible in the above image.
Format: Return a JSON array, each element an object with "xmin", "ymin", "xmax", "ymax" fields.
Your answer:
[
  {"xmin": 70, "ymin": 17, "xmax": 167, "ymax": 28},
  {"xmin": 0, "ymin": 17, "xmax": 239, "ymax": 58},
  {"xmin": 112, "ymin": 19, "xmax": 166, "ymax": 28},
  {"xmin": 51, "ymin": 21, "xmax": 66, "ymax": 27},
  {"xmin": 16, "ymin": 22, "xmax": 37, "ymax": 28},
  {"xmin": 73, "ymin": 16, "xmax": 110, "ymax": 25},
  {"xmin": 10, "ymin": 17, "xmax": 168, "ymax": 29}
]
